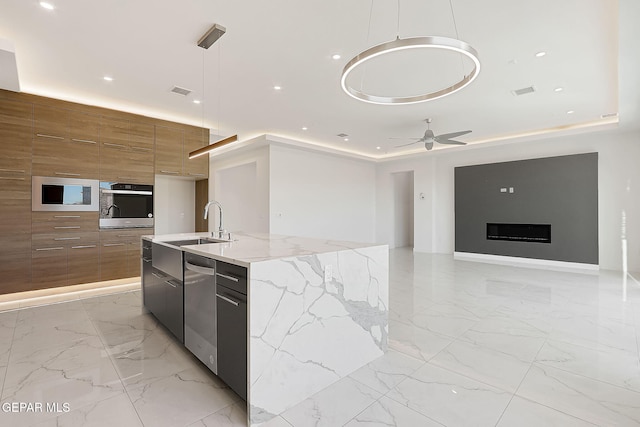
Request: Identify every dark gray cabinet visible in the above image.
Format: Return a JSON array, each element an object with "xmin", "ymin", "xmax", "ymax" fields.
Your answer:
[
  {"xmin": 143, "ymin": 241, "xmax": 184, "ymax": 343},
  {"xmin": 144, "ymin": 268, "xmax": 184, "ymax": 343},
  {"xmin": 216, "ymin": 261, "xmax": 247, "ymax": 400}
]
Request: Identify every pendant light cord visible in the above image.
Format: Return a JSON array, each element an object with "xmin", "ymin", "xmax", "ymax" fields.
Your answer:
[
  {"xmin": 359, "ymin": 0, "xmax": 374, "ymax": 92},
  {"xmin": 448, "ymin": 0, "xmax": 460, "ymax": 39},
  {"xmin": 449, "ymin": 0, "xmax": 466, "ymax": 77},
  {"xmin": 396, "ymin": 0, "xmax": 400, "ymax": 39}
]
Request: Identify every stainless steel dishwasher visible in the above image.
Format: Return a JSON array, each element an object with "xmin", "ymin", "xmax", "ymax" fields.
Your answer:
[{"xmin": 183, "ymin": 252, "xmax": 218, "ymax": 374}]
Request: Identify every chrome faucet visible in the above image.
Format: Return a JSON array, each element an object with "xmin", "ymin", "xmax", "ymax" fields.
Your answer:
[{"xmin": 203, "ymin": 200, "xmax": 225, "ymax": 238}]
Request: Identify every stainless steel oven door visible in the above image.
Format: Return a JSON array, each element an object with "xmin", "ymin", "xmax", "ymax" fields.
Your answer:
[{"xmin": 99, "ymin": 182, "xmax": 153, "ymax": 228}]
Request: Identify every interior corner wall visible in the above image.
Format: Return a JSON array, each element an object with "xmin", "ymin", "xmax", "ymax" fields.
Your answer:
[
  {"xmin": 269, "ymin": 144, "xmax": 376, "ymax": 243},
  {"xmin": 208, "ymin": 143, "xmax": 270, "ymax": 233},
  {"xmin": 154, "ymin": 175, "xmax": 196, "ymax": 235},
  {"xmin": 375, "ymin": 129, "xmax": 640, "ymax": 271}
]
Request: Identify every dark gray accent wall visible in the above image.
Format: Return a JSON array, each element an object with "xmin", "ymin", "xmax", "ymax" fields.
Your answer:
[{"xmin": 455, "ymin": 153, "xmax": 598, "ymax": 264}]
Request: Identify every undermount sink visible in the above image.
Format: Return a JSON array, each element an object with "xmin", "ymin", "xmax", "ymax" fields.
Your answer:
[
  {"xmin": 152, "ymin": 237, "xmax": 230, "ymax": 279},
  {"xmin": 162, "ymin": 237, "xmax": 231, "ymax": 247}
]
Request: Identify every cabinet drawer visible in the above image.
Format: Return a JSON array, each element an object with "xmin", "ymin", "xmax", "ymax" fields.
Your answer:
[
  {"xmin": 32, "ymin": 232, "xmax": 99, "ymax": 248},
  {"xmin": 100, "ymin": 229, "xmax": 148, "ymax": 242},
  {"xmin": 32, "ymin": 213, "xmax": 98, "ymax": 233},
  {"xmin": 215, "ymin": 261, "xmax": 247, "ymax": 294}
]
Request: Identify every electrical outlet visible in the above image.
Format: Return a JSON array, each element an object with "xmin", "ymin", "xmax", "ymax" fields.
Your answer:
[{"xmin": 324, "ymin": 265, "xmax": 332, "ymax": 283}]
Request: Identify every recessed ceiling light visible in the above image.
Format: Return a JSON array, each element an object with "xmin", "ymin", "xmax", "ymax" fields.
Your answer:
[
  {"xmin": 535, "ymin": 51, "xmax": 546, "ymax": 57},
  {"xmin": 302, "ymin": 127, "xmax": 308, "ymax": 131},
  {"xmin": 103, "ymin": 76, "xmax": 113, "ymax": 82},
  {"xmin": 332, "ymin": 54, "xmax": 341, "ymax": 60},
  {"xmin": 554, "ymin": 87, "xmax": 564, "ymax": 92},
  {"xmin": 193, "ymin": 100, "xmax": 201, "ymax": 104},
  {"xmin": 376, "ymin": 146, "xmax": 381, "ymax": 150},
  {"xmin": 40, "ymin": 1, "xmax": 54, "ymax": 10},
  {"xmin": 273, "ymin": 85, "xmax": 282, "ymax": 90},
  {"xmin": 344, "ymin": 138, "xmax": 349, "ymax": 142},
  {"xmin": 567, "ymin": 110, "xmax": 575, "ymax": 114}
]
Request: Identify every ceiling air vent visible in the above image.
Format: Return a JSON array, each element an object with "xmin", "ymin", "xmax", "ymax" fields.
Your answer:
[
  {"xmin": 600, "ymin": 112, "xmax": 618, "ymax": 119},
  {"xmin": 337, "ymin": 133, "xmax": 348, "ymax": 138},
  {"xmin": 511, "ymin": 86, "xmax": 536, "ymax": 96},
  {"xmin": 171, "ymin": 86, "xmax": 192, "ymax": 96}
]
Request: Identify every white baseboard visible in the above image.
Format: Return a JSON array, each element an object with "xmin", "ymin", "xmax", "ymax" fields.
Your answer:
[{"xmin": 453, "ymin": 251, "xmax": 599, "ymax": 272}]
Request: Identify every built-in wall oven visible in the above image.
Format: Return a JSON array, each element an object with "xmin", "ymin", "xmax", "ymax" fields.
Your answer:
[{"xmin": 99, "ymin": 182, "xmax": 154, "ymax": 229}]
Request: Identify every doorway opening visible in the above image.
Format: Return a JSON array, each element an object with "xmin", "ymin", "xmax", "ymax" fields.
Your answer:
[{"xmin": 392, "ymin": 171, "xmax": 414, "ymax": 248}]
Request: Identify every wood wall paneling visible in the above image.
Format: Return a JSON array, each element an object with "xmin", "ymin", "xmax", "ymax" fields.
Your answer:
[
  {"xmin": 0, "ymin": 98, "xmax": 32, "ymax": 294},
  {"xmin": 184, "ymin": 128, "xmax": 209, "ymax": 179},
  {"xmin": 155, "ymin": 125, "xmax": 183, "ymax": 176},
  {"xmin": 0, "ymin": 89, "xmax": 209, "ymax": 295}
]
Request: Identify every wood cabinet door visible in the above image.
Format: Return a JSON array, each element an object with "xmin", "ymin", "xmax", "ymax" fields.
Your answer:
[
  {"xmin": 0, "ymin": 98, "xmax": 32, "ymax": 174},
  {"xmin": 34, "ymin": 104, "xmax": 68, "ymax": 141},
  {"xmin": 67, "ymin": 111, "xmax": 100, "ymax": 178},
  {"xmin": 0, "ymin": 173, "xmax": 31, "ymax": 236},
  {"xmin": 99, "ymin": 241, "xmax": 129, "ymax": 281},
  {"xmin": 31, "ymin": 246, "xmax": 68, "ymax": 290},
  {"xmin": 68, "ymin": 243, "xmax": 100, "ymax": 285},
  {"xmin": 32, "ymin": 106, "xmax": 100, "ymax": 179},
  {"xmin": 183, "ymin": 129, "xmax": 209, "ymax": 179},
  {"xmin": 121, "ymin": 150, "xmax": 154, "ymax": 185},
  {"xmin": 155, "ymin": 125, "xmax": 183, "ymax": 176},
  {"xmin": 0, "ymin": 235, "xmax": 31, "ymax": 294}
]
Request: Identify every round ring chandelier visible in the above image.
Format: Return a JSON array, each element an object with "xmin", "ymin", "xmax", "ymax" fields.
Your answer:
[{"xmin": 340, "ymin": 36, "xmax": 480, "ymax": 105}]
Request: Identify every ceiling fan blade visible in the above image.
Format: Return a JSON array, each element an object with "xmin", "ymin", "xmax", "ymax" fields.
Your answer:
[
  {"xmin": 435, "ymin": 130, "xmax": 472, "ymax": 140},
  {"xmin": 395, "ymin": 141, "xmax": 420, "ymax": 147},
  {"xmin": 436, "ymin": 138, "xmax": 467, "ymax": 145}
]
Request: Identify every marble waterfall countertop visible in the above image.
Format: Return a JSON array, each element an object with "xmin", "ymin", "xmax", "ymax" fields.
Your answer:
[
  {"xmin": 144, "ymin": 231, "xmax": 381, "ymax": 267},
  {"xmin": 143, "ymin": 231, "xmax": 389, "ymax": 425}
]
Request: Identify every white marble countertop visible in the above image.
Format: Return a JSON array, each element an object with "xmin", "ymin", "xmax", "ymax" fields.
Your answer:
[{"xmin": 143, "ymin": 231, "xmax": 382, "ymax": 267}]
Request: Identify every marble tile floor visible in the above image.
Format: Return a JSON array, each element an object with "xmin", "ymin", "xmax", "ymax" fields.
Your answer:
[{"xmin": 0, "ymin": 249, "xmax": 639, "ymax": 426}]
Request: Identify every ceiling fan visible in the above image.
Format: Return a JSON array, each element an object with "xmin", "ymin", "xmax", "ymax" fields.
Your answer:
[{"xmin": 391, "ymin": 118, "xmax": 472, "ymax": 151}]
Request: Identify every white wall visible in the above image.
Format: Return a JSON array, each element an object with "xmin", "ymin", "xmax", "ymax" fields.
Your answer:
[
  {"xmin": 215, "ymin": 162, "xmax": 260, "ymax": 233},
  {"xmin": 209, "ymin": 143, "xmax": 270, "ymax": 233},
  {"xmin": 269, "ymin": 144, "xmax": 376, "ymax": 243},
  {"xmin": 154, "ymin": 175, "xmax": 195, "ymax": 234},
  {"xmin": 376, "ymin": 129, "xmax": 640, "ymax": 271}
]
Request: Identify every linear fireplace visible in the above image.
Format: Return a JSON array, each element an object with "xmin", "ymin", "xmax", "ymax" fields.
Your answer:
[{"xmin": 486, "ymin": 223, "xmax": 551, "ymax": 243}]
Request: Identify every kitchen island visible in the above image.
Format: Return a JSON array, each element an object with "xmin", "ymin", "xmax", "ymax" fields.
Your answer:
[{"xmin": 143, "ymin": 232, "xmax": 389, "ymax": 425}]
